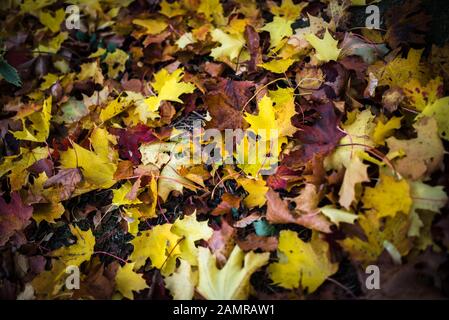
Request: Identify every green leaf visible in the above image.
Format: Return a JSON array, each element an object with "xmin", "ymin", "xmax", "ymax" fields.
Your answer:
[
  {"xmin": 253, "ymin": 219, "xmax": 276, "ymax": 237},
  {"xmin": 0, "ymin": 57, "xmax": 22, "ymax": 87}
]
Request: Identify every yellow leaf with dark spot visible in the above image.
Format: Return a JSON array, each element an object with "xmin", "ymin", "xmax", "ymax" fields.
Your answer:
[{"xmin": 268, "ymin": 230, "xmax": 337, "ymax": 292}]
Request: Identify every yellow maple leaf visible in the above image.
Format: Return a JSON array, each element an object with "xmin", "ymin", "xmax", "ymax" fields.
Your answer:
[
  {"xmin": 370, "ymin": 49, "xmax": 427, "ymax": 88},
  {"xmin": 153, "ymin": 68, "xmax": 196, "ymax": 102},
  {"xmin": 268, "ymin": 230, "xmax": 338, "ymax": 292},
  {"xmin": 130, "ymin": 224, "xmax": 182, "ymax": 275},
  {"xmin": 0, "ymin": 147, "xmax": 48, "ymax": 191},
  {"xmin": 305, "ymin": 29, "xmax": 341, "ymax": 63},
  {"xmin": 33, "ymin": 202, "xmax": 65, "ymax": 225},
  {"xmin": 237, "ymin": 176, "xmax": 268, "ymax": 208},
  {"xmin": 37, "ymin": 31, "xmax": 68, "ymax": 54},
  {"xmin": 112, "ymin": 182, "xmax": 142, "ymax": 206},
  {"xmin": 238, "ymin": 95, "xmax": 287, "ymax": 177},
  {"xmin": 260, "ymin": 58, "xmax": 295, "ymax": 74},
  {"xmin": 132, "ymin": 19, "xmax": 168, "ymax": 35},
  {"xmin": 60, "ymin": 127, "xmax": 117, "ymax": 190},
  {"xmin": 269, "ymin": 87, "xmax": 297, "ymax": 137},
  {"xmin": 261, "ymin": 16, "xmax": 294, "ymax": 49},
  {"xmin": 99, "ymin": 95, "xmax": 131, "ymax": 122},
  {"xmin": 339, "ymin": 211, "xmax": 411, "ymax": 265},
  {"xmin": 245, "ymin": 95, "xmax": 278, "ymax": 139},
  {"xmin": 210, "ymin": 29, "xmax": 246, "ymax": 61},
  {"xmin": 268, "ymin": 0, "xmax": 308, "ymax": 20},
  {"xmin": 137, "ymin": 68, "xmax": 195, "ymax": 122},
  {"xmin": 51, "ymin": 226, "xmax": 95, "ymax": 267},
  {"xmin": 403, "ymin": 77, "xmax": 442, "ymax": 111},
  {"xmin": 198, "ymin": 0, "xmax": 225, "ymax": 24},
  {"xmin": 13, "ymin": 96, "xmax": 52, "ymax": 142},
  {"xmin": 115, "ymin": 263, "xmax": 149, "ymax": 300},
  {"xmin": 372, "ymin": 116, "xmax": 402, "ymax": 145},
  {"xmin": 160, "ymin": 0, "xmax": 186, "ymax": 17},
  {"xmin": 39, "ymin": 9, "xmax": 65, "ymax": 33},
  {"xmin": 171, "ymin": 212, "xmax": 213, "ymax": 266},
  {"xmin": 77, "ymin": 61, "xmax": 104, "ymax": 84},
  {"xmin": 103, "ymin": 49, "xmax": 128, "ymax": 79},
  {"xmin": 363, "ymin": 173, "xmax": 412, "ymax": 218},
  {"xmin": 197, "ymin": 245, "xmax": 269, "ymax": 300},
  {"xmin": 39, "ymin": 73, "xmax": 59, "ymax": 90}
]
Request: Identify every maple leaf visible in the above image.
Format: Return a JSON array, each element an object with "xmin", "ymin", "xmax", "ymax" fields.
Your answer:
[
  {"xmin": 112, "ymin": 182, "xmax": 142, "ymax": 206},
  {"xmin": 0, "ymin": 147, "xmax": 49, "ymax": 191},
  {"xmin": 130, "ymin": 223, "xmax": 181, "ymax": 275},
  {"xmin": 210, "ymin": 29, "xmax": 246, "ymax": 61},
  {"xmin": 268, "ymin": 0, "xmax": 308, "ymax": 20},
  {"xmin": 99, "ymin": 95, "xmax": 131, "ymax": 122},
  {"xmin": 171, "ymin": 212, "xmax": 213, "ymax": 266},
  {"xmin": 198, "ymin": 0, "xmax": 225, "ymax": 24},
  {"xmin": 12, "ymin": 96, "xmax": 52, "ymax": 142},
  {"xmin": 340, "ymin": 211, "xmax": 412, "ymax": 265},
  {"xmin": 197, "ymin": 245, "xmax": 269, "ymax": 300},
  {"xmin": 338, "ymin": 156, "xmax": 369, "ymax": 209},
  {"xmin": 237, "ymin": 95, "xmax": 288, "ymax": 176},
  {"xmin": 403, "ymin": 77, "xmax": 442, "ymax": 112},
  {"xmin": 138, "ymin": 68, "xmax": 195, "ymax": 122},
  {"xmin": 369, "ymin": 49, "xmax": 427, "ymax": 88},
  {"xmin": 268, "ymin": 230, "xmax": 338, "ymax": 292},
  {"xmin": 260, "ymin": 58, "xmax": 295, "ymax": 74},
  {"xmin": 372, "ymin": 116, "xmax": 403, "ymax": 146},
  {"xmin": 386, "ymin": 117, "xmax": 444, "ymax": 180},
  {"xmin": 115, "ymin": 263, "xmax": 149, "ymax": 300},
  {"xmin": 60, "ymin": 127, "xmax": 117, "ymax": 190},
  {"xmin": 39, "ymin": 9, "xmax": 65, "ymax": 33},
  {"xmin": 363, "ymin": 173, "xmax": 412, "ymax": 218},
  {"xmin": 237, "ymin": 176, "xmax": 268, "ymax": 208},
  {"xmin": 33, "ymin": 202, "xmax": 65, "ymax": 225},
  {"xmin": 77, "ymin": 61, "xmax": 104, "ymax": 84},
  {"xmin": 132, "ymin": 19, "xmax": 168, "ymax": 35},
  {"xmin": 51, "ymin": 226, "xmax": 95, "ymax": 267},
  {"xmin": 103, "ymin": 49, "xmax": 128, "ymax": 79},
  {"xmin": 0, "ymin": 193, "xmax": 33, "ymax": 246},
  {"xmin": 305, "ymin": 29, "xmax": 341, "ymax": 63},
  {"xmin": 37, "ymin": 31, "xmax": 68, "ymax": 54},
  {"xmin": 160, "ymin": 0, "xmax": 186, "ymax": 17},
  {"xmin": 164, "ymin": 259, "xmax": 196, "ymax": 300},
  {"xmin": 269, "ymin": 87, "xmax": 297, "ymax": 137},
  {"xmin": 261, "ymin": 16, "xmax": 294, "ymax": 49}
]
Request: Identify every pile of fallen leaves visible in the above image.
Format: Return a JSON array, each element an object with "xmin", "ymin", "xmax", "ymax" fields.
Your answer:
[{"xmin": 1, "ymin": 0, "xmax": 449, "ymax": 300}]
